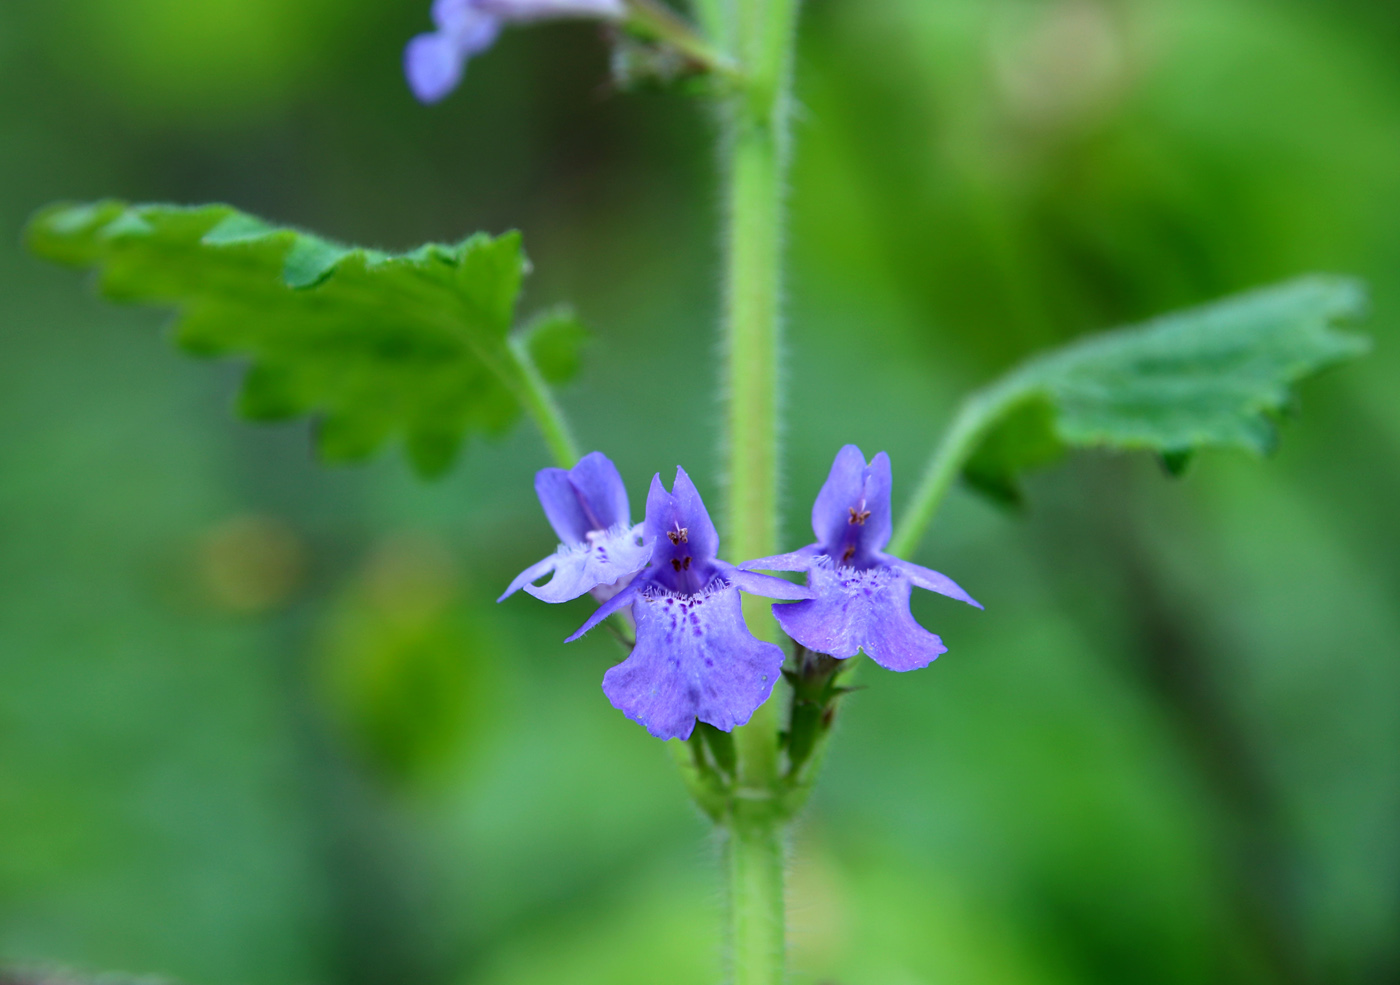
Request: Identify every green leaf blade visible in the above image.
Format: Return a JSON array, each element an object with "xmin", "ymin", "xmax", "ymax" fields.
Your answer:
[
  {"xmin": 965, "ymin": 276, "xmax": 1370, "ymax": 500},
  {"xmin": 25, "ymin": 201, "xmax": 588, "ymax": 477},
  {"xmin": 517, "ymin": 306, "xmax": 591, "ymax": 384}
]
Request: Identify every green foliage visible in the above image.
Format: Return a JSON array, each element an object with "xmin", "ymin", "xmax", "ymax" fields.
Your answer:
[
  {"xmin": 316, "ymin": 539, "xmax": 498, "ymax": 786},
  {"xmin": 25, "ymin": 201, "xmax": 586, "ymax": 477},
  {"xmin": 963, "ymin": 277, "xmax": 1370, "ymax": 503}
]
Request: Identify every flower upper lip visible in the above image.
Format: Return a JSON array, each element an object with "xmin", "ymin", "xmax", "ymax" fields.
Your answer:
[{"xmin": 498, "ymin": 452, "xmax": 652, "ymax": 605}]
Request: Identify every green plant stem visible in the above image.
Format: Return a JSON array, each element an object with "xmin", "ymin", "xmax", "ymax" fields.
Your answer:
[
  {"xmin": 889, "ymin": 382, "xmax": 1028, "ymax": 558},
  {"xmin": 507, "ymin": 336, "xmax": 581, "ymax": 468},
  {"xmin": 727, "ymin": 804, "xmax": 786, "ymax": 985},
  {"xmin": 714, "ymin": 0, "xmax": 799, "ymax": 982},
  {"xmin": 722, "ymin": 0, "xmax": 795, "ymax": 568}
]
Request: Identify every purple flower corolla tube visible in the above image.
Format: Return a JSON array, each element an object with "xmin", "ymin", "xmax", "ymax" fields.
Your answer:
[
  {"xmin": 566, "ymin": 468, "xmax": 813, "ymax": 741},
  {"xmin": 405, "ymin": 0, "xmax": 626, "ymax": 103},
  {"xmin": 743, "ymin": 445, "xmax": 982, "ymax": 672},
  {"xmin": 498, "ymin": 451, "xmax": 652, "ymax": 605}
]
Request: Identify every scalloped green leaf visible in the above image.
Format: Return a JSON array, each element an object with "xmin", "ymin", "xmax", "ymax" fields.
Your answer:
[
  {"xmin": 25, "ymin": 200, "xmax": 587, "ymax": 478},
  {"xmin": 963, "ymin": 277, "xmax": 1370, "ymax": 503}
]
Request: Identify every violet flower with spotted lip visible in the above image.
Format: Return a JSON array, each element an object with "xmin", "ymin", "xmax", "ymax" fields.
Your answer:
[
  {"xmin": 743, "ymin": 445, "xmax": 982, "ymax": 672},
  {"xmin": 498, "ymin": 451, "xmax": 651, "ymax": 605},
  {"xmin": 406, "ymin": 0, "xmax": 626, "ymax": 103},
  {"xmin": 566, "ymin": 467, "xmax": 812, "ymax": 741}
]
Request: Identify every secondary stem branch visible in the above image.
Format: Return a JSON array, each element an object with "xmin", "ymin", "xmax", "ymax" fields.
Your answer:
[{"xmin": 727, "ymin": 807, "xmax": 786, "ymax": 985}]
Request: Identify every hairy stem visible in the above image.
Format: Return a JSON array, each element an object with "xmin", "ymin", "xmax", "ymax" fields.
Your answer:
[
  {"xmin": 507, "ymin": 336, "xmax": 581, "ymax": 468},
  {"xmin": 721, "ymin": 0, "xmax": 796, "ymax": 777},
  {"xmin": 715, "ymin": 0, "xmax": 799, "ymax": 982},
  {"xmin": 727, "ymin": 805, "xmax": 787, "ymax": 985},
  {"xmin": 722, "ymin": 97, "xmax": 787, "ymax": 566}
]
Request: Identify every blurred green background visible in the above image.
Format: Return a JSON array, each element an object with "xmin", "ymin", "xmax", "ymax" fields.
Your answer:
[{"xmin": 2, "ymin": 1, "xmax": 1397, "ymax": 983}]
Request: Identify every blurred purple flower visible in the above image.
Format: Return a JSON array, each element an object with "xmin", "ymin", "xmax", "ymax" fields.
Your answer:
[
  {"xmin": 405, "ymin": 0, "xmax": 627, "ymax": 103},
  {"xmin": 499, "ymin": 451, "xmax": 651, "ymax": 604},
  {"xmin": 743, "ymin": 445, "xmax": 982, "ymax": 672},
  {"xmin": 567, "ymin": 468, "xmax": 812, "ymax": 741}
]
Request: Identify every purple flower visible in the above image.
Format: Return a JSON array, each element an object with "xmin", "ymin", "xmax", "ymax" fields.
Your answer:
[
  {"xmin": 405, "ymin": 0, "xmax": 627, "ymax": 103},
  {"xmin": 743, "ymin": 445, "xmax": 982, "ymax": 672},
  {"xmin": 499, "ymin": 451, "xmax": 652, "ymax": 604},
  {"xmin": 566, "ymin": 468, "xmax": 812, "ymax": 741}
]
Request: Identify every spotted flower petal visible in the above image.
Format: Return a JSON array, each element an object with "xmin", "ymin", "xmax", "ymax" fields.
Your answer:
[
  {"xmin": 602, "ymin": 585, "xmax": 785, "ymax": 740},
  {"xmin": 771, "ymin": 563, "xmax": 947, "ymax": 672},
  {"xmin": 524, "ymin": 525, "xmax": 651, "ymax": 603}
]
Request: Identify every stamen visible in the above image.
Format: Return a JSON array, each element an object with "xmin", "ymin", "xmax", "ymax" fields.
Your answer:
[
  {"xmin": 667, "ymin": 523, "xmax": 689, "ymax": 545},
  {"xmin": 848, "ymin": 506, "xmax": 871, "ymax": 525},
  {"xmin": 670, "ymin": 556, "xmax": 693, "ymax": 572},
  {"xmin": 842, "ymin": 545, "xmax": 856, "ymax": 564}
]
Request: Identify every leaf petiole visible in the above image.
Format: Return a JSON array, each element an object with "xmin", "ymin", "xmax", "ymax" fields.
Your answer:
[
  {"xmin": 890, "ymin": 381, "xmax": 1030, "ymax": 558},
  {"xmin": 506, "ymin": 334, "xmax": 581, "ymax": 468}
]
